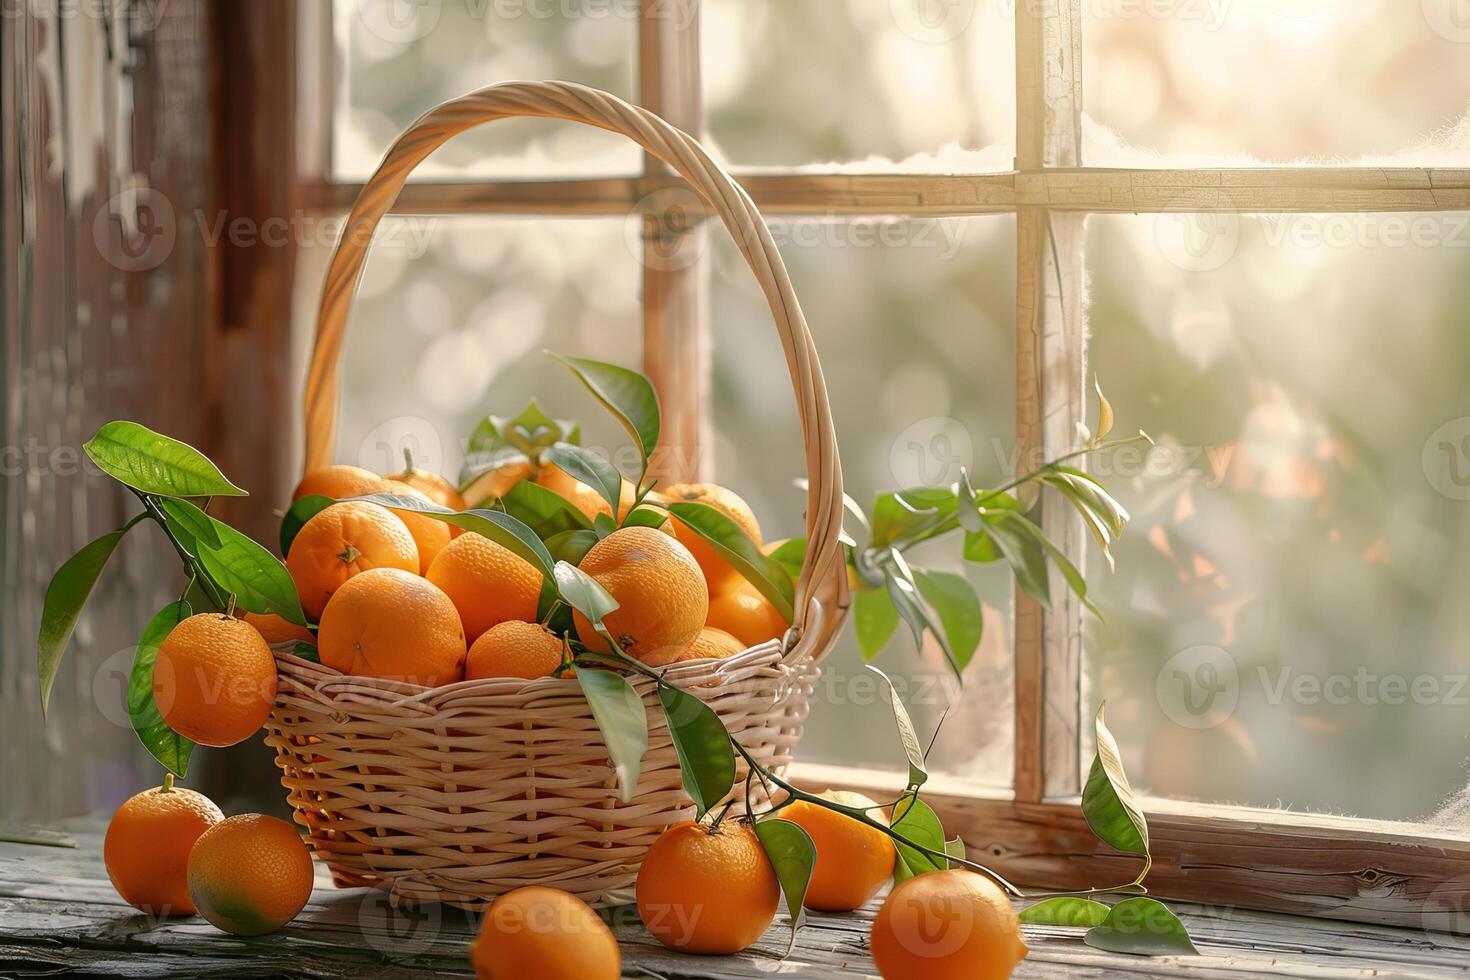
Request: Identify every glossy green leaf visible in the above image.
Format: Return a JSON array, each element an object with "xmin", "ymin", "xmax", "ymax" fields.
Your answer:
[
  {"xmin": 128, "ymin": 601, "xmax": 195, "ymax": 776},
  {"xmin": 1020, "ymin": 897, "xmax": 1112, "ymax": 927},
  {"xmin": 944, "ymin": 836, "xmax": 966, "ymax": 867},
  {"xmin": 755, "ymin": 818, "xmax": 817, "ymax": 955},
  {"xmin": 890, "ymin": 794, "xmax": 947, "ymax": 884},
  {"xmin": 290, "ymin": 641, "xmax": 320, "ymax": 663},
  {"xmin": 280, "ymin": 494, "xmax": 332, "ymax": 557},
  {"xmin": 544, "ymin": 529, "xmax": 600, "ymax": 565},
  {"xmin": 882, "ymin": 554, "xmax": 958, "ymax": 675},
  {"xmin": 956, "ymin": 470, "xmax": 983, "ymax": 533},
  {"xmin": 766, "ymin": 537, "xmax": 808, "ymax": 581},
  {"xmin": 866, "ymin": 665, "xmax": 927, "ymax": 790},
  {"xmin": 1084, "ymin": 898, "xmax": 1198, "ymax": 956},
  {"xmin": 871, "ymin": 489, "xmax": 956, "ymax": 548},
  {"xmin": 83, "ymin": 421, "xmax": 246, "ymax": 497},
  {"xmin": 38, "ymin": 524, "xmax": 135, "ymax": 715},
  {"xmin": 658, "ymin": 685, "xmax": 735, "ymax": 819},
  {"xmin": 354, "ymin": 492, "xmax": 555, "ymax": 582},
  {"xmin": 554, "ymin": 560, "xmax": 620, "ymax": 627},
  {"xmin": 853, "ymin": 586, "xmax": 899, "ymax": 661},
  {"xmin": 621, "ymin": 505, "xmax": 670, "ymax": 531},
  {"xmin": 593, "ymin": 512, "xmax": 617, "ymax": 538},
  {"xmin": 667, "ymin": 502, "xmax": 795, "ymax": 622},
  {"xmin": 1081, "ymin": 703, "xmax": 1149, "ymax": 856},
  {"xmin": 160, "ymin": 499, "xmax": 306, "ymax": 625},
  {"xmin": 1003, "ymin": 509, "xmax": 1101, "ymax": 618},
  {"xmin": 913, "ymin": 569, "xmax": 984, "ymax": 673},
  {"xmin": 549, "ymin": 353, "xmax": 660, "ymax": 462},
  {"xmin": 499, "ymin": 479, "xmax": 594, "ymax": 537},
  {"xmin": 972, "ymin": 512, "xmax": 1050, "ymax": 609},
  {"xmin": 544, "ymin": 442, "xmax": 623, "ymax": 519},
  {"xmin": 573, "ymin": 665, "xmax": 648, "ymax": 803}
]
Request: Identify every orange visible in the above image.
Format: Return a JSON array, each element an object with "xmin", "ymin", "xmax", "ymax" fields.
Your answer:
[
  {"xmin": 663, "ymin": 483, "xmax": 762, "ymax": 595},
  {"xmin": 572, "ymin": 526, "xmax": 708, "ymax": 666},
  {"xmin": 292, "ymin": 464, "xmax": 388, "ymax": 502},
  {"xmin": 239, "ymin": 611, "xmax": 314, "ymax": 645},
  {"xmin": 104, "ymin": 782, "xmax": 223, "ymax": 916},
  {"xmin": 382, "ymin": 480, "xmax": 452, "ymax": 573},
  {"xmin": 673, "ymin": 626, "xmax": 746, "ymax": 662},
  {"xmin": 285, "ymin": 501, "xmax": 419, "ymax": 620},
  {"xmin": 706, "ymin": 582, "xmax": 788, "ymax": 648},
  {"xmin": 470, "ymin": 886, "xmax": 619, "ymax": 980},
  {"xmin": 779, "ymin": 791, "xmax": 896, "ymax": 911},
  {"xmin": 462, "ymin": 457, "xmax": 533, "ymax": 508},
  {"xmin": 383, "ymin": 452, "xmax": 466, "ymax": 510},
  {"xmin": 152, "ymin": 613, "xmax": 277, "ymax": 747},
  {"xmin": 466, "ymin": 621, "xmax": 564, "ymax": 680},
  {"xmin": 536, "ymin": 463, "xmax": 639, "ymax": 523},
  {"xmin": 317, "ymin": 568, "xmax": 466, "ymax": 686},
  {"xmin": 635, "ymin": 820, "xmax": 778, "ymax": 954},
  {"xmin": 870, "ymin": 869, "xmax": 1028, "ymax": 980},
  {"xmin": 187, "ymin": 813, "xmax": 314, "ymax": 936},
  {"xmin": 426, "ymin": 533, "xmax": 543, "ymax": 643}
]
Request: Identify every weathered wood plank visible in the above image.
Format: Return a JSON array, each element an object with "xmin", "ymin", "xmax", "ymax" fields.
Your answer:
[{"xmin": 3, "ymin": 826, "xmax": 1470, "ymax": 978}]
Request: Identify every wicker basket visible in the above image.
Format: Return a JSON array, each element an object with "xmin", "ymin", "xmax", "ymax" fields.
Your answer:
[{"xmin": 263, "ymin": 80, "xmax": 850, "ymax": 910}]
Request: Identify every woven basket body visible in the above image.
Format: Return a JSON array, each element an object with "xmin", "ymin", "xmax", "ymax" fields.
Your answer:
[{"xmin": 275, "ymin": 80, "xmax": 848, "ymax": 908}]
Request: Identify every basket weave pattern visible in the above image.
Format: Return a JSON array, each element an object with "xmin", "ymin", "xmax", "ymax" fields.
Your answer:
[
  {"xmin": 265, "ymin": 643, "xmax": 816, "ymax": 908},
  {"xmin": 275, "ymin": 80, "xmax": 849, "ymax": 908}
]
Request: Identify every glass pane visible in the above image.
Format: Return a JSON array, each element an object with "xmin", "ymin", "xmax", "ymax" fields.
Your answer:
[
  {"xmin": 1084, "ymin": 1, "xmax": 1470, "ymax": 165},
  {"xmin": 704, "ymin": 0, "xmax": 1014, "ymax": 171},
  {"xmin": 333, "ymin": 0, "xmax": 639, "ymax": 180},
  {"xmin": 312, "ymin": 216, "xmax": 642, "ymax": 473},
  {"xmin": 710, "ymin": 216, "xmax": 1017, "ymax": 787},
  {"xmin": 1085, "ymin": 211, "xmax": 1470, "ymax": 822}
]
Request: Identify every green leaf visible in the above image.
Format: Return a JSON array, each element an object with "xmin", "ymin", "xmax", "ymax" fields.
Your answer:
[
  {"xmin": 593, "ymin": 512, "xmax": 617, "ymax": 538},
  {"xmin": 956, "ymin": 470, "xmax": 983, "ymax": 533},
  {"xmin": 159, "ymin": 499, "xmax": 306, "ymax": 625},
  {"xmin": 573, "ymin": 665, "xmax": 648, "ymax": 803},
  {"xmin": 870, "ymin": 489, "xmax": 956, "ymax": 548},
  {"xmin": 913, "ymin": 570, "xmax": 984, "ymax": 673},
  {"xmin": 766, "ymin": 537, "xmax": 808, "ymax": 581},
  {"xmin": 973, "ymin": 512, "xmax": 1050, "ymax": 609},
  {"xmin": 37, "ymin": 524, "xmax": 134, "ymax": 715},
  {"xmin": 1020, "ymin": 897, "xmax": 1112, "ymax": 927},
  {"xmin": 545, "ymin": 529, "xmax": 600, "ymax": 565},
  {"xmin": 667, "ymin": 501, "xmax": 795, "ymax": 623},
  {"xmin": 1081, "ymin": 703, "xmax": 1150, "ymax": 856},
  {"xmin": 83, "ymin": 421, "xmax": 246, "ymax": 497},
  {"xmin": 853, "ymin": 586, "xmax": 899, "ymax": 661},
  {"xmin": 354, "ymin": 492, "xmax": 555, "ymax": 582},
  {"xmin": 944, "ymin": 836, "xmax": 966, "ymax": 867},
  {"xmin": 866, "ymin": 665, "xmax": 927, "ymax": 791},
  {"xmin": 128, "ymin": 601, "xmax": 195, "ymax": 777},
  {"xmin": 1094, "ymin": 377, "xmax": 1115, "ymax": 441},
  {"xmin": 1084, "ymin": 898, "xmax": 1198, "ymax": 956},
  {"xmin": 549, "ymin": 353, "xmax": 661, "ymax": 463},
  {"xmin": 881, "ymin": 554, "xmax": 958, "ymax": 675},
  {"xmin": 494, "ymin": 400, "xmax": 580, "ymax": 456},
  {"xmin": 621, "ymin": 506, "xmax": 670, "ymax": 531},
  {"xmin": 890, "ymin": 795, "xmax": 947, "ymax": 884},
  {"xmin": 290, "ymin": 642, "xmax": 320, "ymax": 663},
  {"xmin": 657, "ymin": 685, "xmax": 736, "ymax": 820},
  {"xmin": 280, "ymin": 494, "xmax": 332, "ymax": 556},
  {"xmin": 754, "ymin": 818, "xmax": 817, "ymax": 955},
  {"xmin": 1003, "ymin": 509, "xmax": 1101, "ymax": 618},
  {"xmin": 543, "ymin": 442, "xmax": 623, "ymax": 519},
  {"xmin": 499, "ymin": 479, "xmax": 594, "ymax": 536},
  {"xmin": 554, "ymin": 560, "xmax": 620, "ymax": 627}
]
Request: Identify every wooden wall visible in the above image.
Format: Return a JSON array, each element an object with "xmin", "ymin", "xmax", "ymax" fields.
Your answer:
[{"xmin": 1, "ymin": 1, "xmax": 295, "ymax": 825}]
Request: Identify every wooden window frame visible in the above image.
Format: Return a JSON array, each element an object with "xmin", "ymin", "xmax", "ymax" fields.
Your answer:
[{"xmin": 304, "ymin": 0, "xmax": 1470, "ymax": 931}]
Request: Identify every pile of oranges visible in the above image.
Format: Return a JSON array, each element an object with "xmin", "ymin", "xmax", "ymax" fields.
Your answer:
[
  {"xmin": 104, "ymin": 779, "xmax": 313, "ymax": 937},
  {"xmin": 282, "ymin": 458, "xmax": 789, "ymax": 690}
]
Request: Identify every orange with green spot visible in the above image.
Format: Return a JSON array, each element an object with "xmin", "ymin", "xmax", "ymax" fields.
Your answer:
[{"xmin": 187, "ymin": 813, "xmax": 314, "ymax": 936}]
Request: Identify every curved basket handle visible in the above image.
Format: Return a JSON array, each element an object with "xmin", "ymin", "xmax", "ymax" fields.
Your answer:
[{"xmin": 302, "ymin": 80, "xmax": 848, "ymax": 663}]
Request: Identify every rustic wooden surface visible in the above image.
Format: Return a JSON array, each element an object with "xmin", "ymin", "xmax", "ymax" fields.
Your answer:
[{"xmin": 3, "ymin": 824, "xmax": 1468, "ymax": 979}]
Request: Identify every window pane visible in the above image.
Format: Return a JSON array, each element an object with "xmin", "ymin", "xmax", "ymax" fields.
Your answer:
[
  {"xmin": 301, "ymin": 216, "xmax": 642, "ymax": 472},
  {"xmin": 333, "ymin": 0, "xmax": 639, "ymax": 180},
  {"xmin": 1084, "ymin": 1, "xmax": 1470, "ymax": 164},
  {"xmin": 704, "ymin": 0, "xmax": 1014, "ymax": 171},
  {"xmin": 710, "ymin": 216, "xmax": 1017, "ymax": 786},
  {"xmin": 1085, "ymin": 211, "xmax": 1470, "ymax": 822}
]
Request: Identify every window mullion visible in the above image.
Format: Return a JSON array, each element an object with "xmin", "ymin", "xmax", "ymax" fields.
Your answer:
[{"xmin": 1015, "ymin": 0, "xmax": 1087, "ymax": 804}]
